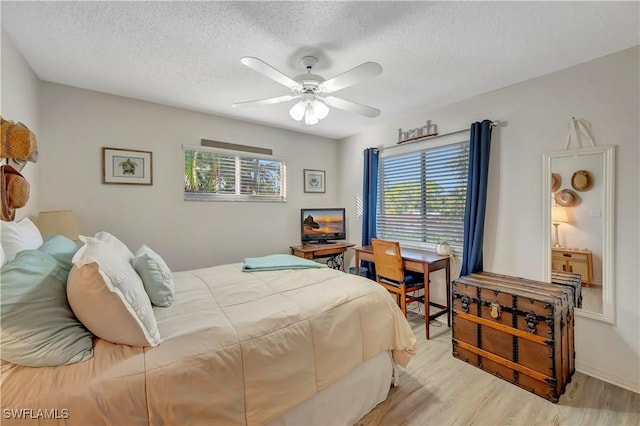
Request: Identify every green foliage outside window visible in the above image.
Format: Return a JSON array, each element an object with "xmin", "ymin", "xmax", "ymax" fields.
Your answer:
[{"xmin": 184, "ymin": 149, "xmax": 286, "ymax": 201}]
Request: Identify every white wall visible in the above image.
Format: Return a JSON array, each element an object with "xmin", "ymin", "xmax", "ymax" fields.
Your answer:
[
  {"xmin": 1, "ymin": 30, "xmax": 40, "ymax": 219},
  {"xmin": 37, "ymin": 83, "xmax": 340, "ymax": 271},
  {"xmin": 338, "ymin": 46, "xmax": 640, "ymax": 393}
]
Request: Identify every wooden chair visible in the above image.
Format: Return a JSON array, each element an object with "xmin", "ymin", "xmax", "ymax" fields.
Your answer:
[{"xmin": 371, "ymin": 238, "xmax": 425, "ymax": 316}]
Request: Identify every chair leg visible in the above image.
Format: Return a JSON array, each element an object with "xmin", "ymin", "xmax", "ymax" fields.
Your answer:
[{"xmin": 400, "ymin": 288, "xmax": 407, "ymax": 317}]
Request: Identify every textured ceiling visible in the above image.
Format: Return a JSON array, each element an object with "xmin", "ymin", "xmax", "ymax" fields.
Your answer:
[{"xmin": 2, "ymin": 1, "xmax": 638, "ymax": 140}]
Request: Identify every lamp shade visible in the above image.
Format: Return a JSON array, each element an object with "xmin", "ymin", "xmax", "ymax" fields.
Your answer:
[
  {"xmin": 551, "ymin": 206, "xmax": 568, "ymax": 224},
  {"xmin": 313, "ymin": 100, "xmax": 329, "ymax": 119},
  {"xmin": 37, "ymin": 210, "xmax": 81, "ymax": 240},
  {"xmin": 289, "ymin": 101, "xmax": 306, "ymax": 121}
]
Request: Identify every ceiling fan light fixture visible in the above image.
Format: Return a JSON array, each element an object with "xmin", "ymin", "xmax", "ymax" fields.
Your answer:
[{"xmin": 289, "ymin": 96, "xmax": 328, "ymax": 126}]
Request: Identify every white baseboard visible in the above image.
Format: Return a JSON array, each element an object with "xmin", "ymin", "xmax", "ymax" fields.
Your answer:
[{"xmin": 576, "ymin": 360, "xmax": 640, "ymax": 394}]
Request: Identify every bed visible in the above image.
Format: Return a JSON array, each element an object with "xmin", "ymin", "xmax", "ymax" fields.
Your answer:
[{"xmin": 1, "ymin": 256, "xmax": 417, "ymax": 425}]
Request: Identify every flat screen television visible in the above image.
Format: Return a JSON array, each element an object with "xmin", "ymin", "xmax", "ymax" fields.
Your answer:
[{"xmin": 300, "ymin": 208, "xmax": 346, "ymax": 244}]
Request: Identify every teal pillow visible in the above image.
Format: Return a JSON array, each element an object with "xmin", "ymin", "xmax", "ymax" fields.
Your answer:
[
  {"xmin": 132, "ymin": 245, "xmax": 175, "ymax": 307},
  {"xmin": 0, "ymin": 250, "xmax": 94, "ymax": 367},
  {"xmin": 38, "ymin": 235, "xmax": 80, "ymax": 273}
]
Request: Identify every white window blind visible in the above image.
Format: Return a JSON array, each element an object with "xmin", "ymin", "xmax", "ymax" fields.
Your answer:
[
  {"xmin": 377, "ymin": 141, "xmax": 469, "ymax": 251},
  {"xmin": 184, "ymin": 146, "xmax": 287, "ymax": 202}
]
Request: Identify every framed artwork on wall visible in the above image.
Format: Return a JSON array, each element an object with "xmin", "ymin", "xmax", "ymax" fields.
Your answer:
[
  {"xmin": 303, "ymin": 169, "xmax": 325, "ymax": 193},
  {"xmin": 102, "ymin": 147, "xmax": 153, "ymax": 185}
]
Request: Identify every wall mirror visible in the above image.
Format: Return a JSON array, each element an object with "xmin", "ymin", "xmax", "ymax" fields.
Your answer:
[{"xmin": 542, "ymin": 145, "xmax": 615, "ymax": 324}]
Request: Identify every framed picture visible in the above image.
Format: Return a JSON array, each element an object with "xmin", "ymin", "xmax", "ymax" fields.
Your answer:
[
  {"xmin": 303, "ymin": 169, "xmax": 325, "ymax": 193},
  {"xmin": 102, "ymin": 147, "xmax": 153, "ymax": 185}
]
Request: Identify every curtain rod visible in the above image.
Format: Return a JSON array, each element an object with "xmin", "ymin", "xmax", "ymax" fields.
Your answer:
[{"xmin": 379, "ymin": 120, "xmax": 499, "ymax": 152}]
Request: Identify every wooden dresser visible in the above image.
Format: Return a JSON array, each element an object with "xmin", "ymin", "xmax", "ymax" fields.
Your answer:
[{"xmin": 551, "ymin": 247, "xmax": 594, "ymax": 287}]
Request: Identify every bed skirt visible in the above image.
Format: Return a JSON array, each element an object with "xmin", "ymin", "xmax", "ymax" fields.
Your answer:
[{"xmin": 269, "ymin": 351, "xmax": 394, "ymax": 425}]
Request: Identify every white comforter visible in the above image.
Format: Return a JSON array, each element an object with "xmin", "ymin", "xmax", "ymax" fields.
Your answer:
[{"xmin": 2, "ymin": 263, "xmax": 417, "ymax": 425}]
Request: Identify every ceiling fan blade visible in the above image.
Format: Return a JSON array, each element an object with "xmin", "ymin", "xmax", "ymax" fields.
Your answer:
[
  {"xmin": 320, "ymin": 62, "xmax": 383, "ymax": 93},
  {"xmin": 323, "ymin": 96, "xmax": 381, "ymax": 118},
  {"xmin": 240, "ymin": 57, "xmax": 300, "ymax": 90},
  {"xmin": 232, "ymin": 95, "xmax": 299, "ymax": 108}
]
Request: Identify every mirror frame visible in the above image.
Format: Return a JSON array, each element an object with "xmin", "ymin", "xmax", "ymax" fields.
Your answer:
[{"xmin": 542, "ymin": 145, "xmax": 615, "ymax": 324}]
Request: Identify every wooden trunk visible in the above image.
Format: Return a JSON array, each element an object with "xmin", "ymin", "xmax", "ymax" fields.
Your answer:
[
  {"xmin": 452, "ymin": 272, "xmax": 575, "ymax": 403},
  {"xmin": 551, "ymin": 270, "xmax": 583, "ymax": 309}
]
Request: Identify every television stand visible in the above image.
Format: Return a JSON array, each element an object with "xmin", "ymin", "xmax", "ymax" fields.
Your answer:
[{"xmin": 289, "ymin": 242, "xmax": 355, "ymax": 271}]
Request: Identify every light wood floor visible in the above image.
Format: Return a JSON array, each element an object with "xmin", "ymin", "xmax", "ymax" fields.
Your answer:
[{"xmin": 357, "ymin": 313, "xmax": 640, "ymax": 426}]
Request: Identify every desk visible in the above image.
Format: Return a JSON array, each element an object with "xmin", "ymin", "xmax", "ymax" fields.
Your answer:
[
  {"xmin": 290, "ymin": 242, "xmax": 355, "ymax": 271},
  {"xmin": 353, "ymin": 245, "xmax": 451, "ymax": 339}
]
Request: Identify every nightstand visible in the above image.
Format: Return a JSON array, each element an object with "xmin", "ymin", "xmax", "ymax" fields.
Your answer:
[{"xmin": 551, "ymin": 247, "xmax": 594, "ymax": 287}]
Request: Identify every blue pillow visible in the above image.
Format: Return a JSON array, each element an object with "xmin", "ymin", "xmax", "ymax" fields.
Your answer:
[
  {"xmin": 0, "ymin": 250, "xmax": 94, "ymax": 367},
  {"xmin": 132, "ymin": 244, "xmax": 175, "ymax": 307},
  {"xmin": 38, "ymin": 235, "xmax": 80, "ymax": 273}
]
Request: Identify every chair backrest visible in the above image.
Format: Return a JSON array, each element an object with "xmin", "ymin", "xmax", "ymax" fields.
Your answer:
[{"xmin": 371, "ymin": 238, "xmax": 405, "ymax": 282}]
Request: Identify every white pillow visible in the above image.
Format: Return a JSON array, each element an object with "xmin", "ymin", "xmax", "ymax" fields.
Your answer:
[
  {"xmin": 1, "ymin": 218, "xmax": 44, "ymax": 263},
  {"xmin": 79, "ymin": 231, "xmax": 134, "ymax": 263},
  {"xmin": 69, "ymin": 238, "xmax": 161, "ymax": 347}
]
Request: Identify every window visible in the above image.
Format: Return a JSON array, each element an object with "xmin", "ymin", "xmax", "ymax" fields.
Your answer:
[
  {"xmin": 377, "ymin": 141, "xmax": 469, "ymax": 252},
  {"xmin": 184, "ymin": 146, "xmax": 286, "ymax": 202}
]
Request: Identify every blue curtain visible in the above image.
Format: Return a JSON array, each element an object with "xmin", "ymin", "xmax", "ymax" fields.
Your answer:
[
  {"xmin": 361, "ymin": 148, "xmax": 379, "ymax": 278},
  {"xmin": 460, "ymin": 120, "xmax": 493, "ymax": 276}
]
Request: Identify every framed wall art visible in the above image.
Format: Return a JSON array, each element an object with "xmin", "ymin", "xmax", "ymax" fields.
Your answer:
[
  {"xmin": 102, "ymin": 147, "xmax": 153, "ymax": 185},
  {"xmin": 303, "ymin": 169, "xmax": 325, "ymax": 193}
]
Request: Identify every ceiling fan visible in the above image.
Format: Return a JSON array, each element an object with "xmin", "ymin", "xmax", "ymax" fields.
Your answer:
[{"xmin": 233, "ymin": 56, "xmax": 382, "ymax": 125}]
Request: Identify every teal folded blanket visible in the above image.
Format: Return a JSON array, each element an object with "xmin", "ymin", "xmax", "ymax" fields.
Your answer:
[{"xmin": 242, "ymin": 254, "xmax": 328, "ymax": 272}]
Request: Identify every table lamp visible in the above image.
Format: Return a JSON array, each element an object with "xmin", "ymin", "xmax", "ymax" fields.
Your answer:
[
  {"xmin": 551, "ymin": 206, "xmax": 568, "ymax": 248},
  {"xmin": 37, "ymin": 210, "xmax": 81, "ymax": 240}
]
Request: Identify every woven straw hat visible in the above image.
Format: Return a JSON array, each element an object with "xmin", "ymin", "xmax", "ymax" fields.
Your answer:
[
  {"xmin": 555, "ymin": 188, "xmax": 580, "ymax": 207},
  {"xmin": 0, "ymin": 116, "xmax": 39, "ymax": 162},
  {"xmin": 1, "ymin": 165, "xmax": 30, "ymax": 221},
  {"xmin": 551, "ymin": 173, "xmax": 561, "ymax": 192},
  {"xmin": 571, "ymin": 170, "xmax": 593, "ymax": 191}
]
